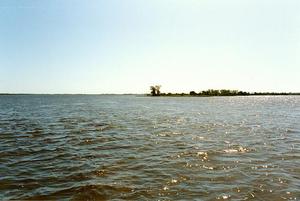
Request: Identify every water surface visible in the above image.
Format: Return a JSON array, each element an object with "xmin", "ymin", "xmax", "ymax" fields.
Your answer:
[{"xmin": 0, "ymin": 95, "xmax": 299, "ymax": 200}]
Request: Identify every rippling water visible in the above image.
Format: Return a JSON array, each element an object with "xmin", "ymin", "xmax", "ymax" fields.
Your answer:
[{"xmin": 0, "ymin": 95, "xmax": 299, "ymax": 200}]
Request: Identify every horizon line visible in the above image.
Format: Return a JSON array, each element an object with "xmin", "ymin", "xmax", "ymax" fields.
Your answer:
[{"xmin": 1, "ymin": 91, "xmax": 300, "ymax": 96}]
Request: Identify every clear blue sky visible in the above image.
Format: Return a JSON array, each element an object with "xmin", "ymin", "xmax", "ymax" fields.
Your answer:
[{"xmin": 1, "ymin": 0, "xmax": 299, "ymax": 94}]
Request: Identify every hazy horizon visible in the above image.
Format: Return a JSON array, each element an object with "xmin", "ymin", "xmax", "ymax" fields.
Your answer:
[{"xmin": 1, "ymin": 0, "xmax": 300, "ymax": 94}]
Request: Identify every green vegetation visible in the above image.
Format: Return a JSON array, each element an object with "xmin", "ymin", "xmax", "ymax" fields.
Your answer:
[
  {"xmin": 148, "ymin": 86, "xmax": 300, "ymax": 97},
  {"xmin": 192, "ymin": 89, "xmax": 250, "ymax": 96}
]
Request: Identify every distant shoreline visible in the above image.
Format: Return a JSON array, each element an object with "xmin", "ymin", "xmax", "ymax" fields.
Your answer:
[
  {"xmin": 1, "ymin": 93, "xmax": 300, "ymax": 96},
  {"xmin": 147, "ymin": 93, "xmax": 300, "ymax": 97},
  {"xmin": 148, "ymin": 89, "xmax": 300, "ymax": 97}
]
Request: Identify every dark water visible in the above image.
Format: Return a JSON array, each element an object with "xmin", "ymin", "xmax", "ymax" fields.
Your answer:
[{"xmin": 0, "ymin": 95, "xmax": 299, "ymax": 200}]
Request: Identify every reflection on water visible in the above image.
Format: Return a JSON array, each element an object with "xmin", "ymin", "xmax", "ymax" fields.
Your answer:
[{"xmin": 0, "ymin": 95, "xmax": 299, "ymax": 200}]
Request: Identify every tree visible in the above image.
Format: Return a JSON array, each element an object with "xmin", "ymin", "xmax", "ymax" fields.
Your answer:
[
  {"xmin": 190, "ymin": 91, "xmax": 197, "ymax": 96},
  {"xmin": 150, "ymin": 85, "xmax": 162, "ymax": 96},
  {"xmin": 150, "ymin": 86, "xmax": 156, "ymax": 96},
  {"xmin": 155, "ymin": 85, "xmax": 161, "ymax": 96}
]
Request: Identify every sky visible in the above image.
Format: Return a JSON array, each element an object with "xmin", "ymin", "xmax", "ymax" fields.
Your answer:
[{"xmin": 0, "ymin": 0, "xmax": 300, "ymax": 94}]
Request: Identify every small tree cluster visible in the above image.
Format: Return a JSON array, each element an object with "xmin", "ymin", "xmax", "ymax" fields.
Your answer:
[
  {"xmin": 189, "ymin": 89, "xmax": 250, "ymax": 96},
  {"xmin": 150, "ymin": 85, "xmax": 161, "ymax": 96}
]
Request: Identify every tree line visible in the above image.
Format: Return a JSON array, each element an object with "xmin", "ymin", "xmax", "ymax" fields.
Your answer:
[
  {"xmin": 190, "ymin": 89, "xmax": 250, "ymax": 96},
  {"xmin": 149, "ymin": 86, "xmax": 300, "ymax": 96}
]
